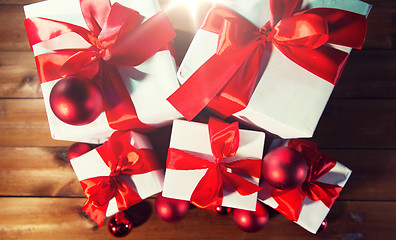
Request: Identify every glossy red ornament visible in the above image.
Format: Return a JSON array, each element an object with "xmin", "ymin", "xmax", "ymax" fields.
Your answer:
[
  {"xmin": 155, "ymin": 192, "xmax": 190, "ymax": 222},
  {"xmin": 262, "ymin": 146, "xmax": 308, "ymax": 190},
  {"xmin": 67, "ymin": 142, "xmax": 93, "ymax": 160},
  {"xmin": 214, "ymin": 206, "xmax": 232, "ymax": 216},
  {"xmin": 318, "ymin": 218, "xmax": 328, "ymax": 232},
  {"xmin": 232, "ymin": 201, "xmax": 269, "ymax": 232},
  {"xmin": 49, "ymin": 76, "xmax": 103, "ymax": 125},
  {"xmin": 108, "ymin": 212, "xmax": 133, "ymax": 237}
]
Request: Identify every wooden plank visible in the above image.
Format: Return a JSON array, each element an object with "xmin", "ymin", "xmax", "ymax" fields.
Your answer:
[
  {"xmin": 0, "ymin": 98, "xmax": 395, "ymax": 148},
  {"xmin": 313, "ymin": 98, "xmax": 396, "ymax": 148},
  {"xmin": 0, "ymin": 147, "xmax": 83, "ymax": 197},
  {"xmin": 333, "ymin": 50, "xmax": 396, "ymax": 99},
  {"xmin": 0, "ymin": 51, "xmax": 41, "ymax": 98},
  {"xmin": 0, "ymin": 1, "xmax": 395, "ymax": 51},
  {"xmin": 0, "ymin": 99, "xmax": 69, "ymax": 147},
  {"xmin": 0, "ymin": 147, "xmax": 395, "ymax": 201},
  {"xmin": 0, "ymin": 198, "xmax": 394, "ymax": 240},
  {"xmin": 2, "ymin": 49, "xmax": 394, "ymax": 99}
]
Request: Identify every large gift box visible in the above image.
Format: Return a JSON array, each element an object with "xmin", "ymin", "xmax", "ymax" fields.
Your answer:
[
  {"xmin": 169, "ymin": 0, "xmax": 371, "ymax": 138},
  {"xmin": 70, "ymin": 130, "xmax": 163, "ymax": 226},
  {"xmin": 162, "ymin": 118, "xmax": 265, "ymax": 211},
  {"xmin": 24, "ymin": 0, "xmax": 181, "ymax": 143},
  {"xmin": 258, "ymin": 139, "xmax": 352, "ymax": 233}
]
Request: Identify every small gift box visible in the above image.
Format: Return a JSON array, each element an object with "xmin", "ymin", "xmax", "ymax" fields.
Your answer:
[
  {"xmin": 24, "ymin": 0, "xmax": 181, "ymax": 143},
  {"xmin": 162, "ymin": 118, "xmax": 265, "ymax": 211},
  {"xmin": 258, "ymin": 139, "xmax": 351, "ymax": 233},
  {"xmin": 169, "ymin": 0, "xmax": 371, "ymax": 138},
  {"xmin": 70, "ymin": 130, "xmax": 163, "ymax": 226}
]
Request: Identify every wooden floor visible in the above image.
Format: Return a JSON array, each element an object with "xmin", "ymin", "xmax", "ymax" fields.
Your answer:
[{"xmin": 1, "ymin": 0, "xmax": 395, "ymax": 239}]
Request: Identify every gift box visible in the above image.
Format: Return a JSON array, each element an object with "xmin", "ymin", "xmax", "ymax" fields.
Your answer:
[
  {"xmin": 70, "ymin": 130, "xmax": 163, "ymax": 226},
  {"xmin": 24, "ymin": 0, "xmax": 182, "ymax": 144},
  {"xmin": 258, "ymin": 139, "xmax": 351, "ymax": 233},
  {"xmin": 169, "ymin": 0, "xmax": 371, "ymax": 138},
  {"xmin": 162, "ymin": 118, "xmax": 265, "ymax": 211}
]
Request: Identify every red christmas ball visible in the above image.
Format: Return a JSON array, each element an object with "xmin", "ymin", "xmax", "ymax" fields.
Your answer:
[
  {"xmin": 318, "ymin": 218, "xmax": 327, "ymax": 232},
  {"xmin": 108, "ymin": 212, "xmax": 133, "ymax": 237},
  {"xmin": 155, "ymin": 192, "xmax": 190, "ymax": 222},
  {"xmin": 232, "ymin": 201, "xmax": 269, "ymax": 232},
  {"xmin": 214, "ymin": 206, "xmax": 232, "ymax": 216},
  {"xmin": 262, "ymin": 146, "xmax": 308, "ymax": 190},
  {"xmin": 49, "ymin": 76, "xmax": 103, "ymax": 125},
  {"xmin": 67, "ymin": 142, "xmax": 93, "ymax": 160}
]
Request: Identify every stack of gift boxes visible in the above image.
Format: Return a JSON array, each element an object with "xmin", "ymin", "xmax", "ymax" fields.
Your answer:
[{"xmin": 23, "ymin": 0, "xmax": 371, "ymax": 235}]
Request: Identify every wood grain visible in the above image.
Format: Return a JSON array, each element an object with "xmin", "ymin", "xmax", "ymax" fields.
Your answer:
[
  {"xmin": 1, "ymin": 146, "xmax": 395, "ymax": 201},
  {"xmin": 0, "ymin": 0, "xmax": 394, "ymax": 239},
  {"xmin": 0, "ymin": 1, "xmax": 394, "ymax": 51},
  {"xmin": 1, "ymin": 50, "xmax": 395, "ymax": 99},
  {"xmin": 0, "ymin": 198, "xmax": 395, "ymax": 240}
]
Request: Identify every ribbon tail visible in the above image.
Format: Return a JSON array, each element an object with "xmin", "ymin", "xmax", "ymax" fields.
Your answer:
[
  {"xmin": 114, "ymin": 176, "xmax": 143, "ymax": 212},
  {"xmin": 81, "ymin": 199, "xmax": 108, "ymax": 227},
  {"xmin": 190, "ymin": 167, "xmax": 223, "ymax": 209},
  {"xmin": 207, "ymin": 45, "xmax": 265, "ymax": 117},
  {"xmin": 275, "ymin": 43, "xmax": 349, "ymax": 84},
  {"xmin": 99, "ymin": 64, "xmax": 152, "ymax": 131},
  {"xmin": 272, "ymin": 188, "xmax": 306, "ymax": 222},
  {"xmin": 168, "ymin": 49, "xmax": 252, "ymax": 121},
  {"xmin": 222, "ymin": 170, "xmax": 262, "ymax": 196},
  {"xmin": 104, "ymin": 11, "xmax": 176, "ymax": 66}
]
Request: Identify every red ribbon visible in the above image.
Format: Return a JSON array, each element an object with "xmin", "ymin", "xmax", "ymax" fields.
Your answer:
[
  {"xmin": 168, "ymin": 0, "xmax": 367, "ymax": 120},
  {"xmin": 80, "ymin": 130, "xmax": 160, "ymax": 227},
  {"xmin": 166, "ymin": 118, "xmax": 262, "ymax": 210},
  {"xmin": 270, "ymin": 139, "xmax": 343, "ymax": 222},
  {"xmin": 25, "ymin": 0, "xmax": 176, "ymax": 130}
]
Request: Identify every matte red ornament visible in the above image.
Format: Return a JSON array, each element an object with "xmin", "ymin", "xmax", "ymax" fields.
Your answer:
[
  {"xmin": 232, "ymin": 201, "xmax": 269, "ymax": 232},
  {"xmin": 108, "ymin": 212, "xmax": 133, "ymax": 237},
  {"xmin": 67, "ymin": 142, "xmax": 93, "ymax": 160},
  {"xmin": 262, "ymin": 146, "xmax": 308, "ymax": 190},
  {"xmin": 49, "ymin": 76, "xmax": 103, "ymax": 125},
  {"xmin": 214, "ymin": 206, "xmax": 232, "ymax": 216},
  {"xmin": 155, "ymin": 192, "xmax": 190, "ymax": 222}
]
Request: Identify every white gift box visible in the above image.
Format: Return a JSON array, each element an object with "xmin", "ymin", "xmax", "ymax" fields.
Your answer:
[
  {"xmin": 162, "ymin": 119, "xmax": 265, "ymax": 211},
  {"xmin": 70, "ymin": 131, "xmax": 164, "ymax": 218},
  {"xmin": 258, "ymin": 139, "xmax": 352, "ymax": 233},
  {"xmin": 24, "ymin": 0, "xmax": 182, "ymax": 144},
  {"xmin": 177, "ymin": 0, "xmax": 372, "ymax": 138}
]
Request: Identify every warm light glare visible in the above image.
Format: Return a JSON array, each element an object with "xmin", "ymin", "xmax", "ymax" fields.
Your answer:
[{"xmin": 164, "ymin": 0, "xmax": 207, "ymax": 27}]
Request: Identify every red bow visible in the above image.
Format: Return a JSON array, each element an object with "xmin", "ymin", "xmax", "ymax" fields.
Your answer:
[
  {"xmin": 80, "ymin": 131, "xmax": 160, "ymax": 227},
  {"xmin": 270, "ymin": 139, "xmax": 343, "ymax": 222},
  {"xmin": 168, "ymin": 0, "xmax": 367, "ymax": 120},
  {"xmin": 25, "ymin": 0, "xmax": 176, "ymax": 130},
  {"xmin": 166, "ymin": 118, "xmax": 262, "ymax": 210}
]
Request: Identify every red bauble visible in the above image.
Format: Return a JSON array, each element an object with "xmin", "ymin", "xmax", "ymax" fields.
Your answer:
[
  {"xmin": 262, "ymin": 146, "xmax": 308, "ymax": 190},
  {"xmin": 108, "ymin": 212, "xmax": 133, "ymax": 237},
  {"xmin": 232, "ymin": 202, "xmax": 269, "ymax": 232},
  {"xmin": 155, "ymin": 192, "xmax": 190, "ymax": 222},
  {"xmin": 318, "ymin": 218, "xmax": 328, "ymax": 232},
  {"xmin": 67, "ymin": 142, "xmax": 93, "ymax": 160},
  {"xmin": 50, "ymin": 76, "xmax": 103, "ymax": 125},
  {"xmin": 214, "ymin": 206, "xmax": 232, "ymax": 216}
]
